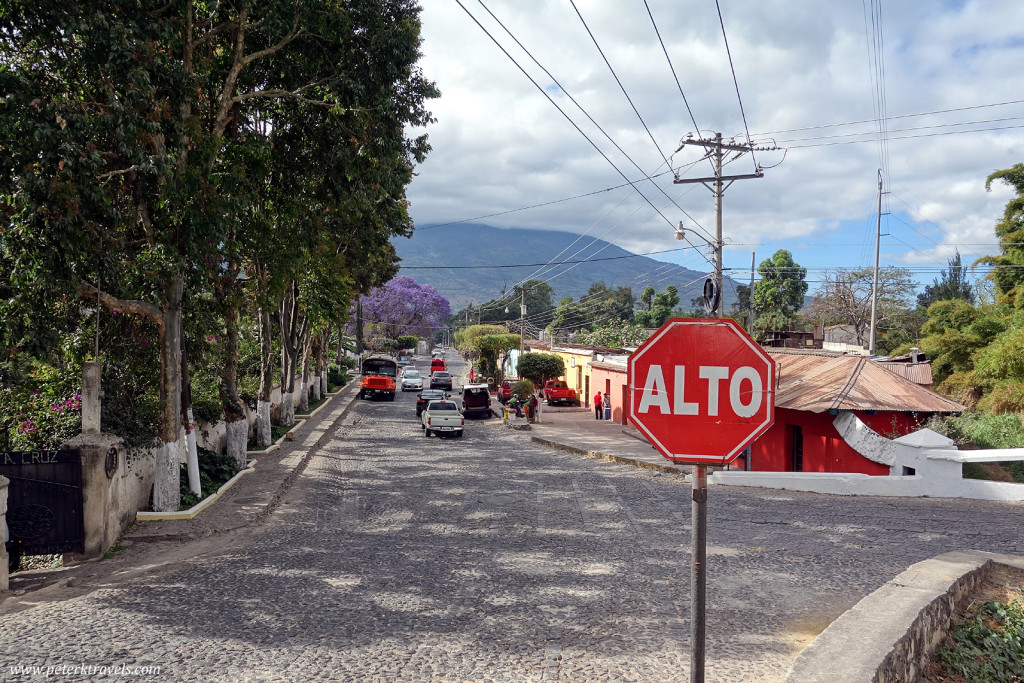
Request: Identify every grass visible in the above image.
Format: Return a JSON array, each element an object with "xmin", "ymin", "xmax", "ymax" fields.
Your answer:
[
  {"xmin": 271, "ymin": 424, "xmax": 290, "ymax": 442},
  {"xmin": 102, "ymin": 544, "xmax": 128, "ymax": 560},
  {"xmin": 929, "ymin": 413, "xmax": 1024, "ymax": 483},
  {"xmin": 297, "ymin": 395, "xmax": 329, "ymax": 415}
]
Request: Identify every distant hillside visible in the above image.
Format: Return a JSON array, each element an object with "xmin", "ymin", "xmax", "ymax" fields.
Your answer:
[{"xmin": 393, "ymin": 223, "xmax": 739, "ymax": 312}]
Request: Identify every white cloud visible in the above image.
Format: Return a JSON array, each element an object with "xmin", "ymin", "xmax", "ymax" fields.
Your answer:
[{"xmin": 407, "ymin": 0, "xmax": 1024, "ymax": 289}]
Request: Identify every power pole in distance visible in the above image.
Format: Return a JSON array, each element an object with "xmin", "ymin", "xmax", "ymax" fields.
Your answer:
[{"xmin": 673, "ymin": 133, "xmax": 768, "ymax": 318}]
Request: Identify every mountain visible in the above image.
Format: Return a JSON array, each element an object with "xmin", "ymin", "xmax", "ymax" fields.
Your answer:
[{"xmin": 393, "ymin": 223, "xmax": 740, "ymax": 312}]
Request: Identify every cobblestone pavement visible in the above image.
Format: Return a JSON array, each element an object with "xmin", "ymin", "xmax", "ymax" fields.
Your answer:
[{"xmin": 3, "ymin": 384, "xmax": 1024, "ymax": 682}]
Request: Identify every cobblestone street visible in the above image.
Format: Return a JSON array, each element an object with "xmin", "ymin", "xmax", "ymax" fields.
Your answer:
[{"xmin": 3, "ymin": 389, "xmax": 1023, "ymax": 681}]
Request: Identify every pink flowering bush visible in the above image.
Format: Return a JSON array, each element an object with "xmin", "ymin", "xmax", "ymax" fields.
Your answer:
[{"xmin": 0, "ymin": 360, "xmax": 83, "ymax": 450}]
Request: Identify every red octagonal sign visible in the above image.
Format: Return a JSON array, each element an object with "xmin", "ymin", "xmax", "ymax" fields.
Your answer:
[{"xmin": 628, "ymin": 318, "xmax": 775, "ymax": 465}]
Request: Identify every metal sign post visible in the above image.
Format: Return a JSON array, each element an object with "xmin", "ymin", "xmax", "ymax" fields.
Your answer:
[
  {"xmin": 691, "ymin": 464, "xmax": 708, "ymax": 682},
  {"xmin": 627, "ymin": 319, "xmax": 776, "ymax": 683}
]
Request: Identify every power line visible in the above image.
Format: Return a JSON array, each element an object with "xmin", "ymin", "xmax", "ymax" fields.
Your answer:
[
  {"xmin": 414, "ymin": 171, "xmax": 672, "ymax": 231},
  {"xmin": 452, "ymin": 0, "xmax": 702, "ymax": 241},
  {"xmin": 568, "ymin": 0, "xmax": 673, "ymax": 171},
  {"xmin": 643, "ymin": 0, "xmax": 712, "ymax": 174},
  {"xmin": 401, "ymin": 245, "xmax": 698, "ymax": 270},
  {"xmin": 750, "ymin": 98, "xmax": 1024, "ymax": 137},
  {"xmin": 715, "ymin": 0, "xmax": 757, "ymax": 170},
  {"xmin": 782, "ymin": 122, "xmax": 1024, "ymax": 148}
]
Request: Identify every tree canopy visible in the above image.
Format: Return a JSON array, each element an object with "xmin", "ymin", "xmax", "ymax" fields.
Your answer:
[{"xmin": 753, "ymin": 250, "xmax": 808, "ymax": 332}]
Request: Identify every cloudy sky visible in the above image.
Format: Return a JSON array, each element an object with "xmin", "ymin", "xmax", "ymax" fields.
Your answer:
[{"xmin": 405, "ymin": 0, "xmax": 1024, "ymax": 294}]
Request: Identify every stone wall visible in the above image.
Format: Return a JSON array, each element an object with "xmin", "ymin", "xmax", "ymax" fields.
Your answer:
[{"xmin": 784, "ymin": 550, "xmax": 1024, "ymax": 683}]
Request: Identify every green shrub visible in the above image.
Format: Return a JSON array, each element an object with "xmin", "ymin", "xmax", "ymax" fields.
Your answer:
[
  {"xmin": 178, "ymin": 447, "xmax": 240, "ymax": 509},
  {"xmin": 936, "ymin": 600, "xmax": 1024, "ymax": 682}
]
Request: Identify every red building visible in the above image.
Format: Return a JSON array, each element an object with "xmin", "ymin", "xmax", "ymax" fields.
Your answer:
[{"xmin": 748, "ymin": 350, "xmax": 965, "ymax": 474}]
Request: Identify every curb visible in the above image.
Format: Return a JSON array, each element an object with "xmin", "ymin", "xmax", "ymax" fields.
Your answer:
[
  {"xmin": 136, "ymin": 459, "xmax": 259, "ymax": 522},
  {"xmin": 530, "ymin": 436, "xmax": 685, "ymax": 475}
]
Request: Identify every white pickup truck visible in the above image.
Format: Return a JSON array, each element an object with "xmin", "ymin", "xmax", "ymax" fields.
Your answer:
[{"xmin": 421, "ymin": 399, "xmax": 465, "ymax": 438}]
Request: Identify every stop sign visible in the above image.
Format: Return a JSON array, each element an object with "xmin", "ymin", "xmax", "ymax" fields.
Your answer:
[{"xmin": 628, "ymin": 318, "xmax": 775, "ymax": 465}]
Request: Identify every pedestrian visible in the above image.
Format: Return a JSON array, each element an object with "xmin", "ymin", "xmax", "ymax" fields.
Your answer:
[
  {"xmin": 603, "ymin": 394, "xmax": 611, "ymax": 421},
  {"xmin": 535, "ymin": 390, "xmax": 544, "ymax": 423},
  {"xmin": 528, "ymin": 394, "xmax": 538, "ymax": 423},
  {"xmin": 594, "ymin": 391, "xmax": 603, "ymax": 420}
]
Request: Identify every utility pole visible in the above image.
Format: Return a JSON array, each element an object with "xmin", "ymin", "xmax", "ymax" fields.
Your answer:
[
  {"xmin": 674, "ymin": 133, "xmax": 766, "ymax": 318},
  {"xmin": 868, "ymin": 170, "xmax": 883, "ymax": 355},
  {"xmin": 518, "ymin": 287, "xmax": 527, "ymax": 359}
]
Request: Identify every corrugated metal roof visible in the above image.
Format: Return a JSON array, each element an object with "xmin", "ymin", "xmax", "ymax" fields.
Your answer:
[
  {"xmin": 877, "ymin": 361, "xmax": 934, "ymax": 386},
  {"xmin": 770, "ymin": 350, "xmax": 963, "ymax": 414}
]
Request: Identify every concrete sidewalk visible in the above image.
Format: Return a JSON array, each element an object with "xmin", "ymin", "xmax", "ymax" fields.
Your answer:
[{"xmin": 526, "ymin": 405, "xmax": 690, "ymax": 475}]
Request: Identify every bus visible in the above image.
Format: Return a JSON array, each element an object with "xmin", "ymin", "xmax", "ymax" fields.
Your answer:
[{"xmin": 359, "ymin": 357, "xmax": 398, "ymax": 401}]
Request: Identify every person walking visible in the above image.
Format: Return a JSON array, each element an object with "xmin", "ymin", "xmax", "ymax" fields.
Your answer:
[
  {"xmin": 528, "ymin": 394, "xmax": 538, "ymax": 423},
  {"xmin": 535, "ymin": 390, "xmax": 543, "ymax": 423},
  {"xmin": 593, "ymin": 391, "xmax": 603, "ymax": 420}
]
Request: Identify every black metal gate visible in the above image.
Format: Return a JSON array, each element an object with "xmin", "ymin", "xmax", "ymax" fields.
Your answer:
[{"xmin": 1, "ymin": 448, "xmax": 85, "ymax": 556}]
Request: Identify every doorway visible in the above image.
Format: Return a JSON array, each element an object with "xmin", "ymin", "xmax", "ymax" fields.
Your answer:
[{"xmin": 790, "ymin": 425, "xmax": 804, "ymax": 472}]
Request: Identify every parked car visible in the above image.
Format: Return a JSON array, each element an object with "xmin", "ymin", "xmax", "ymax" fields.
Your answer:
[
  {"xmin": 416, "ymin": 389, "xmax": 447, "ymax": 417},
  {"xmin": 461, "ymin": 383, "xmax": 492, "ymax": 418},
  {"xmin": 421, "ymin": 400, "xmax": 465, "ymax": 438},
  {"xmin": 543, "ymin": 380, "xmax": 580, "ymax": 406},
  {"xmin": 498, "ymin": 378, "xmax": 518, "ymax": 404},
  {"xmin": 430, "ymin": 371, "xmax": 453, "ymax": 390},
  {"xmin": 397, "ymin": 355, "xmax": 412, "ymax": 367},
  {"xmin": 399, "ymin": 368, "xmax": 423, "ymax": 391}
]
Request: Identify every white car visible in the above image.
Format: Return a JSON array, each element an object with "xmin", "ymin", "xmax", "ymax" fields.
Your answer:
[{"xmin": 400, "ymin": 368, "xmax": 423, "ymax": 391}]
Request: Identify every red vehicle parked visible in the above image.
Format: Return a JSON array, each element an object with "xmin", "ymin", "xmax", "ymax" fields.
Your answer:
[
  {"xmin": 498, "ymin": 378, "xmax": 518, "ymax": 404},
  {"xmin": 543, "ymin": 380, "xmax": 580, "ymax": 406}
]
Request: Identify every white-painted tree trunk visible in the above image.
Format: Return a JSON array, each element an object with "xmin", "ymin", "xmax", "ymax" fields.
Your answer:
[
  {"xmin": 320, "ymin": 371, "xmax": 328, "ymax": 395},
  {"xmin": 311, "ymin": 376, "xmax": 321, "ymax": 401},
  {"xmin": 226, "ymin": 419, "xmax": 248, "ymax": 470},
  {"xmin": 256, "ymin": 400, "xmax": 272, "ymax": 447},
  {"xmin": 153, "ymin": 440, "xmax": 180, "ymax": 512},
  {"xmin": 185, "ymin": 407, "xmax": 201, "ymax": 495},
  {"xmin": 281, "ymin": 392, "xmax": 295, "ymax": 426},
  {"xmin": 298, "ymin": 380, "xmax": 309, "ymax": 412}
]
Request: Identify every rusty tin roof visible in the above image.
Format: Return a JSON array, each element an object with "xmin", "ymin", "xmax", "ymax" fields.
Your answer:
[{"xmin": 770, "ymin": 349, "xmax": 964, "ymax": 414}]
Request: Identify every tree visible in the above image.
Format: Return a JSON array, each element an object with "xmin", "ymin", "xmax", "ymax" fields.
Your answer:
[
  {"xmin": 361, "ymin": 276, "xmax": 451, "ymax": 341},
  {"xmin": 918, "ymin": 251, "xmax": 975, "ymax": 309},
  {"xmin": 728, "ymin": 284, "xmax": 753, "ymax": 329},
  {"xmin": 634, "ymin": 286, "xmax": 679, "ymax": 328},
  {"xmin": 976, "ymin": 164, "xmax": 1024, "ymax": 308},
  {"xmin": 804, "ymin": 268, "xmax": 917, "ymax": 348},
  {"xmin": 575, "ymin": 323, "xmax": 651, "ymax": 348},
  {"xmin": 0, "ymin": 1, "xmax": 438, "ymax": 510},
  {"xmin": 753, "ymin": 250, "xmax": 808, "ymax": 332},
  {"xmin": 517, "ymin": 353, "xmax": 565, "ymax": 386}
]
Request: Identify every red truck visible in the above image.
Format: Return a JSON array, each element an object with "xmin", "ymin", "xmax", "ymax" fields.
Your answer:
[
  {"xmin": 543, "ymin": 380, "xmax": 580, "ymax": 406},
  {"xmin": 359, "ymin": 357, "xmax": 397, "ymax": 401}
]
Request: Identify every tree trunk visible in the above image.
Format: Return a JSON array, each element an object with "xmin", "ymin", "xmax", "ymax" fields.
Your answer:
[
  {"xmin": 180, "ymin": 335, "xmax": 201, "ymax": 495},
  {"xmin": 222, "ymin": 302, "xmax": 248, "ymax": 469},
  {"xmin": 310, "ymin": 334, "xmax": 323, "ymax": 401},
  {"xmin": 153, "ymin": 278, "xmax": 184, "ymax": 512},
  {"xmin": 279, "ymin": 282, "xmax": 302, "ymax": 426},
  {"xmin": 256, "ymin": 306, "xmax": 274, "ymax": 447},
  {"xmin": 298, "ymin": 328, "xmax": 312, "ymax": 413}
]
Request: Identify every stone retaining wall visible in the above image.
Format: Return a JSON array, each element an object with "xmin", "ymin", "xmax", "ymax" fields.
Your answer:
[{"xmin": 784, "ymin": 550, "xmax": 1024, "ymax": 683}]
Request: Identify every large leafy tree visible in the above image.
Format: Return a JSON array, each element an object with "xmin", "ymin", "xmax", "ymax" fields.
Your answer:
[
  {"xmin": 634, "ymin": 286, "xmax": 679, "ymax": 328},
  {"xmin": 753, "ymin": 250, "xmax": 808, "ymax": 331},
  {"xmin": 976, "ymin": 164, "xmax": 1024, "ymax": 307},
  {"xmin": 517, "ymin": 353, "xmax": 565, "ymax": 386},
  {"xmin": 0, "ymin": 0, "xmax": 437, "ymax": 509},
  {"xmin": 917, "ymin": 251, "xmax": 975, "ymax": 309}
]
